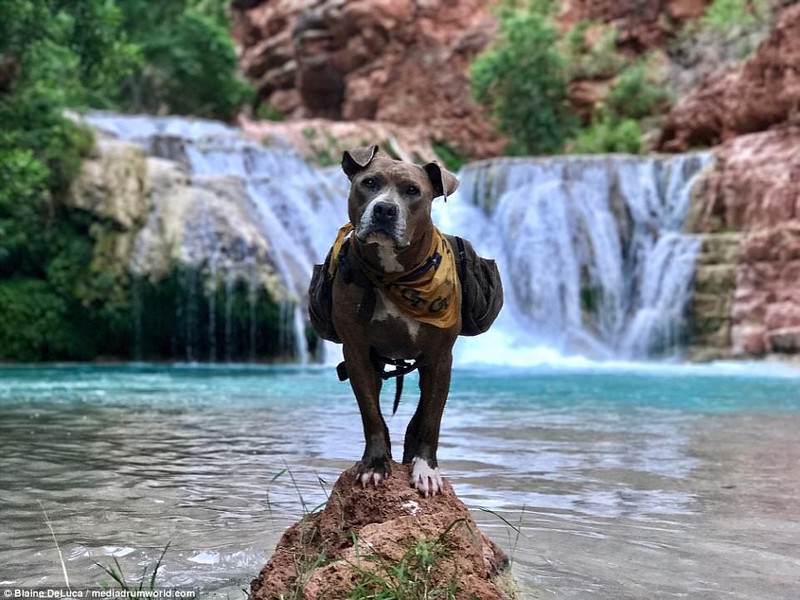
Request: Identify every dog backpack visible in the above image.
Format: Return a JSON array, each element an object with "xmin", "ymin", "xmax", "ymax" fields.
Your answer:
[
  {"xmin": 307, "ymin": 247, "xmax": 342, "ymax": 344},
  {"xmin": 308, "ymin": 235, "xmax": 503, "ymax": 342},
  {"xmin": 445, "ymin": 235, "xmax": 504, "ymax": 336}
]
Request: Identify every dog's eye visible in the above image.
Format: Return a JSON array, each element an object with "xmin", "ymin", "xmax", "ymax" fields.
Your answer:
[
  {"xmin": 361, "ymin": 177, "xmax": 377, "ymax": 189},
  {"xmin": 406, "ymin": 185, "xmax": 420, "ymax": 196}
]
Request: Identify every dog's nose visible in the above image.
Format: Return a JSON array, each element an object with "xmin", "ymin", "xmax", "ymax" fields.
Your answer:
[{"xmin": 372, "ymin": 201, "xmax": 399, "ymax": 222}]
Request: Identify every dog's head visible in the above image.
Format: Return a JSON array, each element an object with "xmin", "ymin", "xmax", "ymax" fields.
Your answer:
[{"xmin": 342, "ymin": 146, "xmax": 459, "ymax": 249}]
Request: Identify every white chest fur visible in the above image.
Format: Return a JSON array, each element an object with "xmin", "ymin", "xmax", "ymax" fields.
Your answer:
[
  {"xmin": 376, "ymin": 244, "xmax": 404, "ymax": 273},
  {"xmin": 372, "ymin": 290, "xmax": 420, "ymax": 342}
]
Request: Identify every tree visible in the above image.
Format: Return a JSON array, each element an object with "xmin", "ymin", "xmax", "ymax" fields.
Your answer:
[
  {"xmin": 0, "ymin": 0, "xmax": 137, "ymax": 359},
  {"xmin": 471, "ymin": 1, "xmax": 576, "ymax": 155},
  {"xmin": 115, "ymin": 0, "xmax": 252, "ymax": 120}
]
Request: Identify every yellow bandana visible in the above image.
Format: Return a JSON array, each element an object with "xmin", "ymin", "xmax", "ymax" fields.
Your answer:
[{"xmin": 327, "ymin": 223, "xmax": 460, "ymax": 329}]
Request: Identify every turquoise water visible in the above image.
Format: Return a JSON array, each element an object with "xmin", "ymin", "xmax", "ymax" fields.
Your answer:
[{"xmin": 1, "ymin": 364, "xmax": 799, "ymax": 598}]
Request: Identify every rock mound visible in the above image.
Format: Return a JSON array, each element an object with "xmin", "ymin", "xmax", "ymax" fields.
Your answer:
[{"xmin": 250, "ymin": 462, "xmax": 510, "ymax": 600}]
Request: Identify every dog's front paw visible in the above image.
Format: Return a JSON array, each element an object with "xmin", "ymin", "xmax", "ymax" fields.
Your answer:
[
  {"xmin": 409, "ymin": 456, "xmax": 443, "ymax": 497},
  {"xmin": 356, "ymin": 456, "xmax": 391, "ymax": 488}
]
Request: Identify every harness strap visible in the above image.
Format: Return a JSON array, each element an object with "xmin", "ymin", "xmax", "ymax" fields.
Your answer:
[
  {"xmin": 379, "ymin": 357, "xmax": 418, "ymax": 416},
  {"xmin": 454, "ymin": 236, "xmax": 467, "ymax": 283},
  {"xmin": 338, "ymin": 238, "xmax": 377, "ymax": 324},
  {"xmin": 336, "ymin": 353, "xmax": 422, "ymax": 416}
]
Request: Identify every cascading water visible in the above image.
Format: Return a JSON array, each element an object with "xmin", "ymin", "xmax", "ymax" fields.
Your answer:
[
  {"xmin": 86, "ymin": 113, "xmax": 349, "ymax": 363},
  {"xmin": 86, "ymin": 112, "xmax": 709, "ymax": 364},
  {"xmin": 437, "ymin": 153, "xmax": 711, "ymax": 363}
]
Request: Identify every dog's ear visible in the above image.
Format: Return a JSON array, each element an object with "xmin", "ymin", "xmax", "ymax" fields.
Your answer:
[
  {"xmin": 342, "ymin": 146, "xmax": 379, "ymax": 180},
  {"xmin": 423, "ymin": 162, "xmax": 459, "ymax": 201}
]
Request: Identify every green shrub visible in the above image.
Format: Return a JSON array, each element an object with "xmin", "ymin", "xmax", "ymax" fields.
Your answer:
[
  {"xmin": 432, "ymin": 141, "xmax": 466, "ymax": 172},
  {"xmin": 700, "ymin": 0, "xmax": 767, "ymax": 32},
  {"xmin": 566, "ymin": 58, "xmax": 666, "ymax": 154},
  {"xmin": 563, "ymin": 21, "xmax": 627, "ymax": 80},
  {"xmin": 569, "ymin": 114, "xmax": 643, "ymax": 154},
  {"xmin": 606, "ymin": 61, "xmax": 670, "ymax": 120},
  {"xmin": 116, "ymin": 1, "xmax": 253, "ymax": 120},
  {"xmin": 0, "ymin": 148, "xmax": 49, "ymax": 277},
  {"xmin": 470, "ymin": 0, "xmax": 576, "ymax": 155},
  {"xmin": 0, "ymin": 279, "xmax": 79, "ymax": 361},
  {"xmin": 0, "ymin": 0, "xmax": 140, "ymax": 361},
  {"xmin": 256, "ymin": 103, "xmax": 286, "ymax": 122},
  {"xmin": 54, "ymin": 0, "xmax": 141, "ymax": 107}
]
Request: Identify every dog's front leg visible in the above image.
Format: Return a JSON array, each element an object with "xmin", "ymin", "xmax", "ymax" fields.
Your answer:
[
  {"xmin": 403, "ymin": 352, "xmax": 452, "ymax": 496},
  {"xmin": 343, "ymin": 344, "xmax": 392, "ymax": 487}
]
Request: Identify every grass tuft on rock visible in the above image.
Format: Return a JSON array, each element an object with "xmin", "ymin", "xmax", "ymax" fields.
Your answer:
[{"xmin": 346, "ymin": 519, "xmax": 471, "ymax": 600}]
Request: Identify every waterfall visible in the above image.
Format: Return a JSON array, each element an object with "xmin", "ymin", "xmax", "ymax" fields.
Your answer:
[
  {"xmin": 86, "ymin": 113, "xmax": 348, "ymax": 363},
  {"xmin": 85, "ymin": 112, "xmax": 709, "ymax": 364},
  {"xmin": 437, "ymin": 153, "xmax": 711, "ymax": 363}
]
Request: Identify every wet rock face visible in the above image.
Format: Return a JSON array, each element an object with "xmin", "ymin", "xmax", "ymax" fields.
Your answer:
[
  {"xmin": 687, "ymin": 126, "xmax": 800, "ymax": 358},
  {"xmin": 250, "ymin": 462, "xmax": 509, "ymax": 600},
  {"xmin": 659, "ymin": 3, "xmax": 800, "ymax": 152},
  {"xmin": 65, "ymin": 130, "xmax": 294, "ymax": 361},
  {"xmin": 68, "ymin": 135, "xmax": 281, "ymax": 296},
  {"xmin": 232, "ymin": 0, "xmax": 504, "ymax": 158}
]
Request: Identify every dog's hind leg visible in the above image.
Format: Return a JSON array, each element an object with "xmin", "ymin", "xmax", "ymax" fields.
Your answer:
[
  {"xmin": 403, "ymin": 352, "xmax": 452, "ymax": 496},
  {"xmin": 344, "ymin": 345, "xmax": 392, "ymax": 487}
]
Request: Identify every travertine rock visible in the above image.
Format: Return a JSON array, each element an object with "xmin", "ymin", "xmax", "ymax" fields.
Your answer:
[
  {"xmin": 67, "ymin": 134, "xmax": 284, "ymax": 299},
  {"xmin": 68, "ymin": 139, "xmax": 149, "ymax": 230},
  {"xmin": 687, "ymin": 126, "xmax": 800, "ymax": 358}
]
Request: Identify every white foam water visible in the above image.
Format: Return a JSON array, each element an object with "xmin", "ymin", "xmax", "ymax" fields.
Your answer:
[{"xmin": 438, "ymin": 153, "xmax": 711, "ymax": 364}]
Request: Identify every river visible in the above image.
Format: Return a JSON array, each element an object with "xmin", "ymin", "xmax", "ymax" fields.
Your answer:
[{"xmin": 2, "ymin": 363, "xmax": 799, "ymax": 598}]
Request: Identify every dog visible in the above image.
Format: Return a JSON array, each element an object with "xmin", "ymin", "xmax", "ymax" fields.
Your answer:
[{"xmin": 330, "ymin": 145, "xmax": 461, "ymax": 497}]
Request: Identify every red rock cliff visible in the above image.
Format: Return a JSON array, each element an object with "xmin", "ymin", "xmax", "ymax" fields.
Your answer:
[
  {"xmin": 231, "ymin": 0, "xmax": 504, "ymax": 158},
  {"xmin": 659, "ymin": 3, "xmax": 800, "ymax": 152},
  {"xmin": 558, "ymin": 0, "xmax": 709, "ymax": 49},
  {"xmin": 230, "ymin": 0, "xmax": 707, "ymax": 159},
  {"xmin": 688, "ymin": 126, "xmax": 800, "ymax": 359},
  {"xmin": 669, "ymin": 4, "xmax": 800, "ymax": 359}
]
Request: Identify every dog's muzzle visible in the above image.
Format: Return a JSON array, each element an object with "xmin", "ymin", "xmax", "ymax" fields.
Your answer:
[
  {"xmin": 368, "ymin": 201, "xmax": 399, "ymax": 235},
  {"xmin": 358, "ymin": 200, "xmax": 406, "ymax": 245}
]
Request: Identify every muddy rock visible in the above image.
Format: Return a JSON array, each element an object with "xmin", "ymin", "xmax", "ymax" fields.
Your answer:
[{"xmin": 250, "ymin": 462, "xmax": 510, "ymax": 600}]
